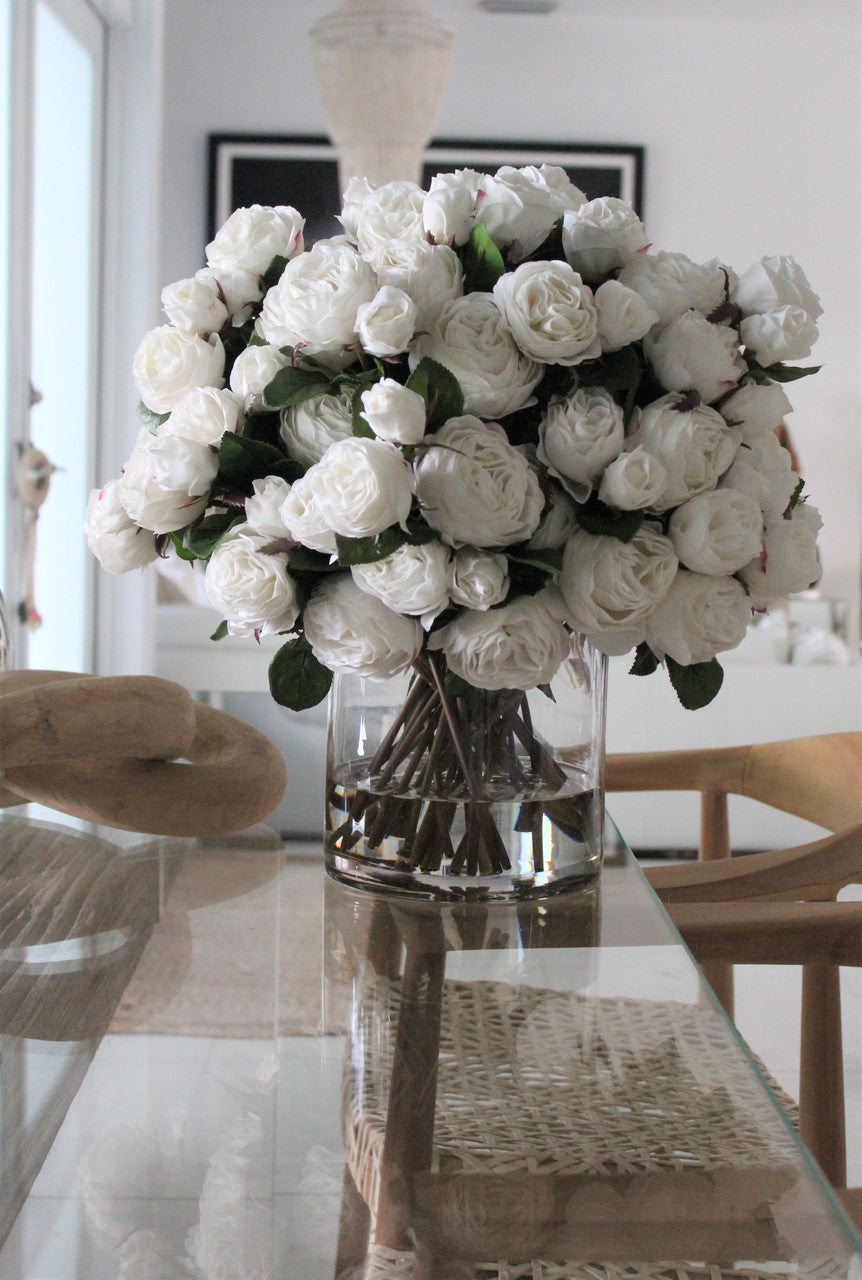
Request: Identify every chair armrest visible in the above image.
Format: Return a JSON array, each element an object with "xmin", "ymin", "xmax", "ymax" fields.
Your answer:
[
  {"xmin": 667, "ymin": 899, "xmax": 862, "ymax": 967},
  {"xmin": 605, "ymin": 745, "xmax": 750, "ymax": 794}
]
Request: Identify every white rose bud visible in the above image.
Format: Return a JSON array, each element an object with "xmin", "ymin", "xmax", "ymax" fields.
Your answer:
[
  {"xmin": 558, "ymin": 525, "xmax": 679, "ymax": 634},
  {"xmin": 538, "ymin": 387, "xmax": 625, "ymax": 498},
  {"xmin": 117, "ymin": 427, "xmax": 218, "ymax": 534},
  {"xmin": 720, "ymin": 432, "xmax": 798, "ymax": 520},
  {"xmin": 594, "ymin": 280, "xmax": 659, "ymax": 352},
  {"xmin": 597, "ymin": 447, "xmax": 667, "ymax": 511},
  {"xmin": 205, "ymin": 204, "xmax": 305, "ymax": 275},
  {"xmin": 432, "ymin": 598, "xmax": 569, "ymax": 692},
  {"xmin": 199, "ymin": 265, "xmax": 264, "ymax": 323},
  {"xmin": 204, "ymin": 524, "xmax": 300, "ymax": 639},
  {"xmin": 245, "ymin": 475, "xmax": 294, "ymax": 539},
  {"xmin": 423, "ymin": 169, "xmax": 481, "ymax": 246},
  {"xmin": 365, "ymin": 239, "xmax": 464, "ymax": 334},
  {"xmin": 719, "ymin": 381, "xmax": 793, "ymax": 442},
  {"xmin": 733, "ymin": 255, "xmax": 822, "ymax": 320},
  {"xmin": 410, "ymin": 293, "xmax": 541, "ymax": 418},
  {"xmin": 161, "ymin": 270, "xmax": 228, "ymax": 335},
  {"xmin": 160, "ymin": 386, "xmax": 242, "ymax": 446},
  {"xmin": 338, "ymin": 177, "xmax": 377, "ymax": 241},
  {"xmin": 644, "ymin": 571, "xmax": 752, "ymax": 665},
  {"xmin": 447, "ymin": 548, "xmax": 509, "ymax": 610},
  {"xmin": 360, "ymin": 379, "xmax": 426, "ymax": 446},
  {"xmin": 617, "ymin": 251, "xmax": 729, "ymax": 325},
  {"xmin": 478, "ymin": 165, "xmax": 586, "ymax": 259},
  {"xmin": 304, "ymin": 575, "xmax": 422, "ymax": 679},
  {"xmin": 352, "ymin": 540, "xmax": 450, "ymax": 617},
  {"xmin": 524, "ymin": 486, "xmax": 578, "ymax": 550},
  {"xmin": 493, "ymin": 260, "xmax": 601, "ymax": 366},
  {"xmin": 307, "ymin": 437, "xmax": 414, "ymax": 539},
  {"xmin": 668, "ymin": 489, "xmax": 764, "ymax": 576},
  {"xmin": 633, "ymin": 393, "xmax": 741, "ymax": 511},
  {"xmin": 739, "ymin": 502, "xmax": 823, "ymax": 603},
  {"xmin": 739, "ymin": 306, "xmax": 819, "ymax": 367},
  {"xmin": 354, "ymin": 181, "xmax": 426, "ymax": 254},
  {"xmin": 133, "ymin": 326, "xmax": 225, "ymax": 415},
  {"xmin": 645, "ymin": 311, "xmax": 746, "ymax": 404},
  {"xmin": 83, "ymin": 479, "xmax": 158, "ymax": 574},
  {"xmin": 279, "ymin": 387, "xmax": 355, "ymax": 468},
  {"xmin": 414, "ymin": 416, "xmax": 544, "ymax": 548},
  {"xmin": 355, "ymin": 285, "xmax": 417, "ymax": 356},
  {"xmin": 259, "ymin": 241, "xmax": 377, "ymax": 368},
  {"xmin": 279, "ymin": 476, "xmax": 338, "ymax": 555},
  {"xmin": 562, "ymin": 197, "xmax": 648, "ymax": 283},
  {"xmin": 230, "ymin": 345, "xmax": 291, "ymax": 409}
]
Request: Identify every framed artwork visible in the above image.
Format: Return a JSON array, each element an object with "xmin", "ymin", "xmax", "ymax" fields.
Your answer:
[{"xmin": 208, "ymin": 133, "xmax": 645, "ymax": 244}]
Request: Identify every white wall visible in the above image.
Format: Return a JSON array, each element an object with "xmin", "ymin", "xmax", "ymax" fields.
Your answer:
[{"xmin": 159, "ymin": 0, "xmax": 862, "ymax": 639}]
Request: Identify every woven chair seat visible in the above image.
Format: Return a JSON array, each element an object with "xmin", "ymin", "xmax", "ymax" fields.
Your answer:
[{"xmin": 354, "ymin": 1248, "xmax": 804, "ymax": 1280}]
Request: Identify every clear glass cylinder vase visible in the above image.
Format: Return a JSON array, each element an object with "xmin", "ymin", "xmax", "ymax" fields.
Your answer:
[{"xmin": 324, "ymin": 636, "xmax": 607, "ymax": 900}]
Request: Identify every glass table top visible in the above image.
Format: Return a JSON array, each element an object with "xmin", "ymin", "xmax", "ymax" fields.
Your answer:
[{"xmin": 0, "ymin": 808, "xmax": 859, "ymax": 1279}]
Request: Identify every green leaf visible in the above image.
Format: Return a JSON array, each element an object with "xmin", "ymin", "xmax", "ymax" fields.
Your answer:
[
  {"xmin": 629, "ymin": 642, "xmax": 660, "ymax": 677},
  {"xmin": 350, "ymin": 385, "xmax": 376, "ymax": 439},
  {"xmin": 263, "ymin": 364, "xmax": 330, "ymax": 410},
  {"xmin": 240, "ymin": 411, "xmax": 282, "ymax": 446},
  {"xmin": 575, "ymin": 494, "xmax": 644, "ymax": 543},
  {"xmin": 217, "ymin": 432, "xmax": 301, "ymax": 490},
  {"xmin": 506, "ymin": 548, "xmax": 564, "ymax": 575},
  {"xmin": 335, "ymin": 527, "xmax": 406, "ymax": 566},
  {"xmin": 262, "ymin": 254, "xmax": 289, "ymax": 289},
  {"xmin": 185, "ymin": 510, "xmax": 244, "ymax": 558},
  {"xmin": 577, "ymin": 345, "xmax": 644, "ymax": 418},
  {"xmin": 787, "ymin": 477, "xmax": 805, "ymax": 511},
  {"xmin": 743, "ymin": 356, "xmax": 822, "ymax": 384},
  {"xmin": 537, "ymin": 682, "xmax": 556, "ymax": 701},
  {"xmin": 522, "ymin": 218, "xmax": 565, "ymax": 263},
  {"xmin": 137, "ymin": 400, "xmax": 170, "ymax": 429},
  {"xmin": 168, "ymin": 530, "xmax": 196, "ymax": 562},
  {"xmin": 210, "ymin": 620, "xmax": 229, "ymax": 641},
  {"xmin": 406, "ymin": 357, "xmax": 463, "ymax": 430},
  {"xmin": 666, "ymin": 656, "xmax": 724, "ymax": 710},
  {"xmin": 460, "ymin": 220, "xmax": 506, "ymax": 293},
  {"xmin": 268, "ymin": 635, "xmax": 333, "ymax": 711}
]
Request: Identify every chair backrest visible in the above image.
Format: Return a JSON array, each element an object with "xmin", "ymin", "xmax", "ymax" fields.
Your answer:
[{"xmin": 741, "ymin": 733, "xmax": 862, "ymax": 832}]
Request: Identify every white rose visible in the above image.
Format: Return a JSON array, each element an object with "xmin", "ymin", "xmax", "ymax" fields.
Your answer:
[
  {"xmin": 719, "ymin": 381, "xmax": 793, "ymax": 442},
  {"xmin": 733, "ymin": 255, "xmax": 822, "ymax": 320},
  {"xmin": 338, "ymin": 176, "xmax": 377, "ymax": 241},
  {"xmin": 597, "ymin": 447, "xmax": 667, "ymax": 511},
  {"xmin": 307, "ymin": 437, "xmax": 414, "ymax": 538},
  {"xmin": 410, "ymin": 293, "xmax": 542, "ymax": 418},
  {"xmin": 739, "ymin": 502, "xmax": 823, "ymax": 603},
  {"xmin": 644, "ymin": 571, "xmax": 752, "ymax": 665},
  {"xmin": 259, "ymin": 241, "xmax": 377, "ymax": 367},
  {"xmin": 524, "ymin": 486, "xmax": 578, "ymax": 550},
  {"xmin": 161, "ymin": 271, "xmax": 228, "ymax": 335},
  {"xmin": 303, "ymin": 575, "xmax": 422, "ymax": 678},
  {"xmin": 117, "ymin": 427, "xmax": 218, "ymax": 534},
  {"xmin": 279, "ymin": 387, "xmax": 355, "ymax": 468},
  {"xmin": 83, "ymin": 479, "xmax": 158, "ymax": 575},
  {"xmin": 562, "ymin": 197, "xmax": 648, "ymax": 283},
  {"xmin": 160, "ymin": 386, "xmax": 242, "ymax": 446},
  {"xmin": 739, "ymin": 306, "xmax": 819, "ymax": 366},
  {"xmin": 414, "ymin": 416, "xmax": 544, "ymax": 548},
  {"xmin": 354, "ymin": 181, "xmax": 426, "ymax": 254},
  {"xmin": 538, "ymin": 387, "xmax": 625, "ymax": 497},
  {"xmin": 645, "ymin": 311, "xmax": 746, "ymax": 403},
  {"xmin": 633, "ymin": 393, "xmax": 741, "ymax": 511},
  {"xmin": 447, "ymin": 548, "xmax": 509, "ymax": 609},
  {"xmin": 617, "ymin": 251, "xmax": 729, "ymax": 325},
  {"xmin": 229, "ymin": 344, "xmax": 291, "ymax": 410},
  {"xmin": 352, "ymin": 540, "xmax": 450, "ymax": 616},
  {"xmin": 205, "ymin": 204, "xmax": 304, "ymax": 275},
  {"xmin": 133, "ymin": 326, "xmax": 225, "ymax": 415},
  {"xmin": 360, "ymin": 379, "xmax": 426, "ymax": 446},
  {"xmin": 423, "ymin": 169, "xmax": 482, "ymax": 246},
  {"xmin": 365, "ymin": 239, "xmax": 464, "ymax": 333},
  {"xmin": 668, "ymin": 489, "xmax": 764, "ymax": 575},
  {"xmin": 720, "ymin": 432, "xmax": 798, "ymax": 520},
  {"xmin": 558, "ymin": 525, "xmax": 679, "ymax": 634},
  {"xmin": 245, "ymin": 475, "xmax": 294, "ymax": 538},
  {"xmin": 478, "ymin": 165, "xmax": 585, "ymax": 259},
  {"xmin": 492, "ymin": 260, "xmax": 601, "ymax": 366},
  {"xmin": 198, "ymin": 265, "xmax": 264, "ymax": 323},
  {"xmin": 279, "ymin": 475, "xmax": 338, "ymax": 555},
  {"xmin": 594, "ymin": 280, "xmax": 659, "ymax": 351},
  {"xmin": 355, "ymin": 285, "xmax": 417, "ymax": 356},
  {"xmin": 204, "ymin": 524, "xmax": 299, "ymax": 639},
  {"xmin": 431, "ymin": 598, "xmax": 569, "ymax": 692}
]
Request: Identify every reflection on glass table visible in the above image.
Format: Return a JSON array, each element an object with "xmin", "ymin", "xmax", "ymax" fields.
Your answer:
[{"xmin": 0, "ymin": 809, "xmax": 859, "ymax": 1279}]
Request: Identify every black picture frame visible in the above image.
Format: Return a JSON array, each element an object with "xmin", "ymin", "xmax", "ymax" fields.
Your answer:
[{"xmin": 208, "ymin": 133, "xmax": 645, "ymax": 244}]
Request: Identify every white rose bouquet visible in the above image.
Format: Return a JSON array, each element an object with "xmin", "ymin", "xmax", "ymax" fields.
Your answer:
[{"xmin": 86, "ymin": 178, "xmax": 822, "ymax": 876}]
